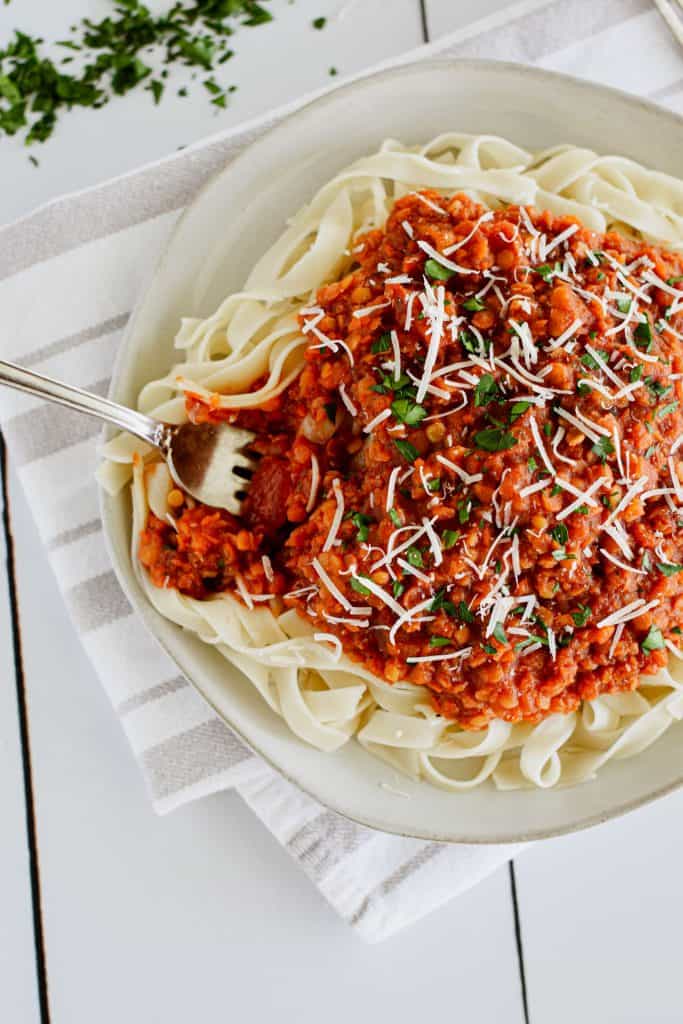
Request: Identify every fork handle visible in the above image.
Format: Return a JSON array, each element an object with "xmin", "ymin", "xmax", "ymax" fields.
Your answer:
[{"xmin": 0, "ymin": 359, "xmax": 163, "ymax": 447}]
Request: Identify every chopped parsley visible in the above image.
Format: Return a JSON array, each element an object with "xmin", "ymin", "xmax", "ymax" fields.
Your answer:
[
  {"xmin": 0, "ymin": 1, "xmax": 273, "ymax": 146},
  {"xmin": 630, "ymin": 365, "xmax": 643, "ymax": 383},
  {"xmin": 392, "ymin": 579, "xmax": 405, "ymax": 599},
  {"xmin": 463, "ymin": 297, "xmax": 486, "ymax": 312},
  {"xmin": 474, "ymin": 373, "xmax": 499, "ymax": 407},
  {"xmin": 350, "ymin": 576, "xmax": 371, "ymax": 597},
  {"xmin": 550, "ymin": 524, "xmax": 569, "ymax": 545},
  {"xmin": 581, "ymin": 349, "xmax": 609, "ymax": 371},
  {"xmin": 641, "ymin": 625, "xmax": 665, "ymax": 653},
  {"xmin": 388, "ymin": 507, "xmax": 402, "ymax": 527},
  {"xmin": 657, "ymin": 562, "xmax": 683, "ymax": 577},
  {"xmin": 430, "ymin": 636, "xmax": 451, "ymax": 648},
  {"xmin": 492, "ymin": 623, "xmax": 508, "ymax": 645},
  {"xmin": 572, "ymin": 604, "xmax": 591, "ymax": 627},
  {"xmin": 657, "ymin": 400, "xmax": 679, "ymax": 419},
  {"xmin": 442, "ymin": 529, "xmax": 460, "ymax": 549},
  {"xmin": 350, "ymin": 512, "xmax": 371, "ymax": 543},
  {"xmin": 591, "ymin": 436, "xmax": 615, "ymax": 463},
  {"xmin": 474, "ymin": 427, "xmax": 517, "ymax": 452},
  {"xmin": 634, "ymin": 318, "xmax": 653, "ymax": 350},
  {"xmin": 510, "ymin": 401, "xmax": 531, "ymax": 422},
  {"xmin": 424, "ymin": 258, "xmax": 452, "ymax": 281},
  {"xmin": 427, "ymin": 477, "xmax": 441, "ymax": 493},
  {"xmin": 394, "ymin": 438, "xmax": 419, "ymax": 463},
  {"xmin": 371, "ymin": 333, "xmax": 391, "ymax": 354},
  {"xmin": 481, "ymin": 643, "xmax": 497, "ymax": 655},
  {"xmin": 406, "ymin": 546, "xmax": 423, "ymax": 568},
  {"xmin": 312, "ymin": 16, "xmax": 327, "ymax": 29},
  {"xmin": 392, "ymin": 397, "xmax": 427, "ymax": 426}
]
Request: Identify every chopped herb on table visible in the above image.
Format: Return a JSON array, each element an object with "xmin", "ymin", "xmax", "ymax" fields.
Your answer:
[{"xmin": 0, "ymin": 1, "xmax": 274, "ymax": 148}]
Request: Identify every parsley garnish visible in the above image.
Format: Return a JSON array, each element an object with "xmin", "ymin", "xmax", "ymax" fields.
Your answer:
[
  {"xmin": 442, "ymin": 529, "xmax": 459, "ymax": 549},
  {"xmin": 312, "ymin": 16, "xmax": 327, "ymax": 29},
  {"xmin": 492, "ymin": 623, "xmax": 508, "ymax": 645},
  {"xmin": 424, "ymin": 258, "xmax": 451, "ymax": 281},
  {"xmin": 474, "ymin": 427, "xmax": 517, "ymax": 452},
  {"xmin": 474, "ymin": 373, "xmax": 499, "ymax": 407},
  {"xmin": 616, "ymin": 296, "xmax": 631, "ymax": 314},
  {"xmin": 388, "ymin": 507, "xmax": 401, "ymax": 527},
  {"xmin": 551, "ymin": 524, "xmax": 569, "ymax": 545},
  {"xmin": 481, "ymin": 643, "xmax": 497, "ymax": 655},
  {"xmin": 371, "ymin": 333, "xmax": 391, "ymax": 354},
  {"xmin": 392, "ymin": 579, "xmax": 405, "ymax": 599},
  {"xmin": 510, "ymin": 401, "xmax": 531, "ymax": 422},
  {"xmin": 350, "ymin": 576, "xmax": 371, "ymax": 597},
  {"xmin": 351, "ymin": 512, "xmax": 371, "ymax": 543},
  {"xmin": 463, "ymin": 297, "xmax": 486, "ymax": 312},
  {"xmin": 430, "ymin": 636, "xmax": 451, "ymax": 648},
  {"xmin": 581, "ymin": 349, "xmax": 609, "ymax": 371},
  {"xmin": 427, "ymin": 477, "xmax": 441, "ymax": 493},
  {"xmin": 392, "ymin": 397, "xmax": 427, "ymax": 426},
  {"xmin": 634, "ymin": 318, "xmax": 653, "ymax": 350},
  {"xmin": 394, "ymin": 439, "xmax": 418, "ymax": 463},
  {"xmin": 406, "ymin": 546, "xmax": 423, "ymax": 568},
  {"xmin": 630, "ymin": 364, "xmax": 643, "ymax": 383},
  {"xmin": 457, "ymin": 600, "xmax": 474, "ymax": 623},
  {"xmin": 641, "ymin": 625, "xmax": 665, "ymax": 653},
  {"xmin": 572, "ymin": 604, "xmax": 591, "ymax": 627},
  {"xmin": 591, "ymin": 436, "xmax": 615, "ymax": 463},
  {"xmin": 657, "ymin": 562, "xmax": 683, "ymax": 577},
  {"xmin": 0, "ymin": 2, "xmax": 270, "ymax": 146},
  {"xmin": 657, "ymin": 400, "xmax": 679, "ymax": 419}
]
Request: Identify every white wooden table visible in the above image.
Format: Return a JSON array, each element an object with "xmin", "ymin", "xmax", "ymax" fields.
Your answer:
[{"xmin": 2, "ymin": 2, "xmax": 683, "ymax": 1022}]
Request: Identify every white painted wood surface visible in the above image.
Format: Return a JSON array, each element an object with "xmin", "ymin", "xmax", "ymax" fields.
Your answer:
[{"xmin": 2, "ymin": 1, "xmax": 682, "ymax": 1022}]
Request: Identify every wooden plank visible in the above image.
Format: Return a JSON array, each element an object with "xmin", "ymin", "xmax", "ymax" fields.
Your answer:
[
  {"xmin": 8, "ymin": 465, "xmax": 526, "ymax": 1021},
  {"xmin": 0, "ymin": 447, "xmax": 41, "ymax": 1024},
  {"xmin": 517, "ymin": 788, "xmax": 683, "ymax": 1023}
]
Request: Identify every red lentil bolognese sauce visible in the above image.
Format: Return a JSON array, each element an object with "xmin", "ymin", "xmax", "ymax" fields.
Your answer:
[{"xmin": 139, "ymin": 190, "xmax": 683, "ymax": 730}]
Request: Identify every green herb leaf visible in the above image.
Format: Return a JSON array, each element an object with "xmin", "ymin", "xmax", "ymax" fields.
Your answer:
[
  {"xmin": 312, "ymin": 16, "xmax": 327, "ymax": 29},
  {"xmin": 657, "ymin": 562, "xmax": 683, "ymax": 577},
  {"xmin": 371, "ymin": 333, "xmax": 391, "ymax": 354},
  {"xmin": 492, "ymin": 623, "xmax": 508, "ymax": 644},
  {"xmin": 394, "ymin": 439, "xmax": 419, "ymax": 463},
  {"xmin": 634, "ymin": 318, "xmax": 653, "ymax": 350},
  {"xmin": 630, "ymin": 365, "xmax": 643, "ymax": 383},
  {"xmin": 481, "ymin": 643, "xmax": 497, "ymax": 655},
  {"xmin": 406, "ymin": 546, "xmax": 423, "ymax": 568},
  {"xmin": 392, "ymin": 397, "xmax": 427, "ymax": 426},
  {"xmin": 424, "ymin": 258, "xmax": 452, "ymax": 281},
  {"xmin": 657, "ymin": 400, "xmax": 679, "ymax": 419},
  {"xmin": 572, "ymin": 604, "xmax": 591, "ymax": 627},
  {"xmin": 474, "ymin": 428, "xmax": 517, "ymax": 452},
  {"xmin": 430, "ymin": 636, "xmax": 451, "ymax": 648},
  {"xmin": 592, "ymin": 436, "xmax": 615, "ymax": 463},
  {"xmin": 442, "ymin": 529, "xmax": 459, "ymax": 549},
  {"xmin": 351, "ymin": 512, "xmax": 372, "ymax": 543},
  {"xmin": 510, "ymin": 401, "xmax": 531, "ymax": 422},
  {"xmin": 463, "ymin": 297, "xmax": 486, "ymax": 312},
  {"xmin": 581, "ymin": 349, "xmax": 609, "ymax": 371},
  {"xmin": 388, "ymin": 507, "xmax": 402, "ymax": 527},
  {"xmin": 474, "ymin": 373, "xmax": 499, "ymax": 407},
  {"xmin": 392, "ymin": 579, "xmax": 405, "ymax": 599},
  {"xmin": 641, "ymin": 625, "xmax": 665, "ymax": 653},
  {"xmin": 350, "ymin": 577, "xmax": 370, "ymax": 597},
  {"xmin": 551, "ymin": 524, "xmax": 569, "ymax": 545}
]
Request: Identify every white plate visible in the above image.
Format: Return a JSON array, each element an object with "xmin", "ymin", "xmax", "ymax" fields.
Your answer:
[{"xmin": 102, "ymin": 59, "xmax": 683, "ymax": 843}]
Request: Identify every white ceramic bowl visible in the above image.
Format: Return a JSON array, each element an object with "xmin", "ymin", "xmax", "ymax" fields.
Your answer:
[{"xmin": 101, "ymin": 59, "xmax": 683, "ymax": 843}]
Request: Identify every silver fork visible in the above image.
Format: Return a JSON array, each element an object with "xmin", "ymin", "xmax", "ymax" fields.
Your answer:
[{"xmin": 0, "ymin": 360, "xmax": 257, "ymax": 514}]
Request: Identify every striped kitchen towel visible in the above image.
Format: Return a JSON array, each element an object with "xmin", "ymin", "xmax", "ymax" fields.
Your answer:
[{"xmin": 0, "ymin": 0, "xmax": 680, "ymax": 942}]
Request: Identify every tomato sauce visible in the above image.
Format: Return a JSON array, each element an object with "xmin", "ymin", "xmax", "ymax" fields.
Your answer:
[{"xmin": 140, "ymin": 191, "xmax": 683, "ymax": 729}]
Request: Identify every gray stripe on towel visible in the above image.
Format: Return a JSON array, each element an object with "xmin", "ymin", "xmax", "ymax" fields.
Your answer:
[
  {"xmin": 66, "ymin": 570, "xmax": 131, "ymax": 633},
  {"xmin": 4, "ymin": 377, "xmax": 110, "ymax": 466},
  {"xmin": 21, "ymin": 312, "xmax": 129, "ymax": 369},
  {"xmin": 117, "ymin": 675, "xmax": 189, "ymax": 716},
  {"xmin": 286, "ymin": 811, "xmax": 373, "ymax": 882},
  {"xmin": 141, "ymin": 717, "xmax": 252, "ymax": 802},
  {"xmin": 47, "ymin": 517, "xmax": 102, "ymax": 552},
  {"xmin": 349, "ymin": 843, "xmax": 445, "ymax": 926}
]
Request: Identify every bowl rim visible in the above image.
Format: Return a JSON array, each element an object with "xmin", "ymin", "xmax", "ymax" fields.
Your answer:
[{"xmin": 100, "ymin": 56, "xmax": 683, "ymax": 844}]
